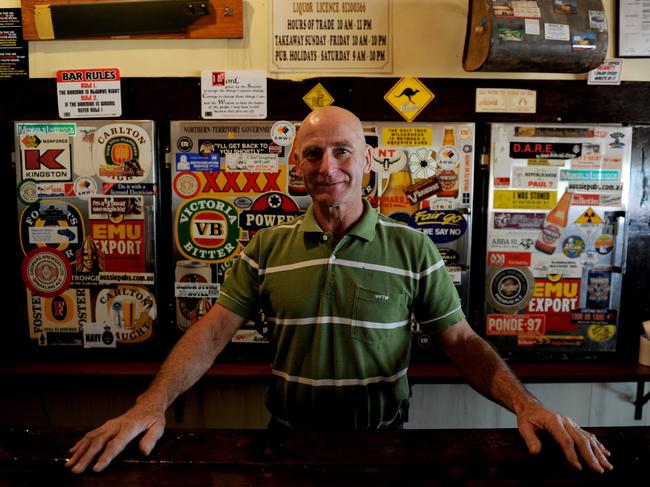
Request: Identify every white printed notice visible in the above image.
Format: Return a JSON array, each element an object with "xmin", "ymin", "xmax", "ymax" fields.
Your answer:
[
  {"xmin": 201, "ymin": 70, "xmax": 267, "ymax": 119},
  {"xmin": 270, "ymin": 0, "xmax": 392, "ymax": 72},
  {"xmin": 56, "ymin": 68, "xmax": 121, "ymax": 118}
]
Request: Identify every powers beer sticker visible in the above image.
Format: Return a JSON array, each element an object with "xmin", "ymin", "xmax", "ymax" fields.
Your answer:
[
  {"xmin": 176, "ymin": 197, "xmax": 240, "ymax": 263},
  {"xmin": 92, "ymin": 123, "xmax": 152, "ymax": 183},
  {"xmin": 239, "ymin": 192, "xmax": 302, "ymax": 239}
]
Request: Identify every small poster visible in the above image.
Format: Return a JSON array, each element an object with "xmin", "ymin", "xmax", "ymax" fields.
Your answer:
[
  {"xmin": 56, "ymin": 68, "xmax": 122, "ymax": 118},
  {"xmin": 0, "ymin": 8, "xmax": 28, "ymax": 78},
  {"xmin": 201, "ymin": 70, "xmax": 267, "ymax": 119}
]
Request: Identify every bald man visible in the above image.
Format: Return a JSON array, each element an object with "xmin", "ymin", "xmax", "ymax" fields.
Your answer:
[{"xmin": 66, "ymin": 107, "xmax": 612, "ymax": 474}]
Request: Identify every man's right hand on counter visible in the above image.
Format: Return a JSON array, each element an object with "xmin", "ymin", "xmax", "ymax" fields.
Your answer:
[{"xmin": 65, "ymin": 402, "xmax": 166, "ymax": 474}]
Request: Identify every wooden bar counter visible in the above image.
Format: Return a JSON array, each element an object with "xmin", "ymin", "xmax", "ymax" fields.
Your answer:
[{"xmin": 1, "ymin": 426, "xmax": 648, "ymax": 486}]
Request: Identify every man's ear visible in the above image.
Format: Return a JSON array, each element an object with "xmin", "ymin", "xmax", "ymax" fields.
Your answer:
[{"xmin": 363, "ymin": 144, "xmax": 372, "ymax": 173}]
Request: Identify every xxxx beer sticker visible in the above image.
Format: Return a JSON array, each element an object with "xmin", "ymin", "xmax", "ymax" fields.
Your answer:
[
  {"xmin": 92, "ymin": 123, "xmax": 152, "ymax": 183},
  {"xmin": 176, "ymin": 197, "xmax": 240, "ymax": 263},
  {"xmin": 20, "ymin": 132, "xmax": 72, "ymax": 182},
  {"xmin": 20, "ymin": 200, "xmax": 84, "ymax": 262},
  {"xmin": 95, "ymin": 285, "xmax": 156, "ymax": 344},
  {"xmin": 27, "ymin": 288, "xmax": 90, "ymax": 340},
  {"xmin": 22, "ymin": 248, "xmax": 72, "ymax": 297}
]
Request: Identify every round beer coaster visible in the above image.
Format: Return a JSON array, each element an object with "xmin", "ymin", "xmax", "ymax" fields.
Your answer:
[
  {"xmin": 17, "ymin": 179, "xmax": 39, "ymax": 205},
  {"xmin": 486, "ymin": 266, "xmax": 534, "ymax": 313},
  {"xmin": 173, "ymin": 171, "xmax": 201, "ymax": 199},
  {"xmin": 22, "ymin": 247, "xmax": 72, "ymax": 297}
]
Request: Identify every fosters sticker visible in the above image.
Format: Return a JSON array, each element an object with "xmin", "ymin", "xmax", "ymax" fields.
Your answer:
[
  {"xmin": 92, "ymin": 123, "xmax": 152, "ymax": 183},
  {"xmin": 95, "ymin": 285, "xmax": 155, "ymax": 344},
  {"xmin": 20, "ymin": 201, "xmax": 84, "ymax": 261},
  {"xmin": 27, "ymin": 288, "xmax": 90, "ymax": 340},
  {"xmin": 176, "ymin": 197, "xmax": 240, "ymax": 263}
]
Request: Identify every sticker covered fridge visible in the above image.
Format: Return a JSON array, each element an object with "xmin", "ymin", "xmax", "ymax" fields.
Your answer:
[
  {"xmin": 14, "ymin": 121, "xmax": 160, "ymax": 351},
  {"xmin": 484, "ymin": 123, "xmax": 632, "ymax": 357}
]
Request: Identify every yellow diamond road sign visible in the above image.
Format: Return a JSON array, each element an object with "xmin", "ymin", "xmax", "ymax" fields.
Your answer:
[
  {"xmin": 303, "ymin": 83, "xmax": 335, "ymax": 111},
  {"xmin": 384, "ymin": 77, "xmax": 434, "ymax": 122}
]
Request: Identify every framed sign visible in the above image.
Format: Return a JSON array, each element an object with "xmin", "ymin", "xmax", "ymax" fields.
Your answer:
[{"xmin": 617, "ymin": 0, "xmax": 650, "ymax": 57}]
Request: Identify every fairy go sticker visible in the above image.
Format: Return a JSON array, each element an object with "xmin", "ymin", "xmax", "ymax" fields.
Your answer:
[
  {"xmin": 408, "ymin": 209, "xmax": 467, "ymax": 244},
  {"xmin": 176, "ymin": 197, "xmax": 240, "ymax": 263},
  {"xmin": 20, "ymin": 200, "xmax": 84, "ymax": 261},
  {"xmin": 93, "ymin": 123, "xmax": 152, "ymax": 183}
]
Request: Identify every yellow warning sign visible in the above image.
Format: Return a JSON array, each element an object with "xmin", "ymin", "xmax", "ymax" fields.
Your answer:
[
  {"xmin": 384, "ymin": 77, "xmax": 434, "ymax": 123},
  {"xmin": 303, "ymin": 83, "xmax": 334, "ymax": 111},
  {"xmin": 575, "ymin": 207, "xmax": 604, "ymax": 224}
]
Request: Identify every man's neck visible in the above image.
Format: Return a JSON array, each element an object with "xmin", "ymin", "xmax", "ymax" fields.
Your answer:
[{"xmin": 313, "ymin": 200, "xmax": 365, "ymax": 240}]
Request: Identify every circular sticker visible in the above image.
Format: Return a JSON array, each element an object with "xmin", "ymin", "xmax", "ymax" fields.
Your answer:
[
  {"xmin": 95, "ymin": 285, "xmax": 156, "ymax": 344},
  {"xmin": 371, "ymin": 147, "xmax": 407, "ymax": 174},
  {"xmin": 73, "ymin": 176, "xmax": 98, "ymax": 200},
  {"xmin": 20, "ymin": 200, "xmax": 85, "ymax": 261},
  {"xmin": 438, "ymin": 247, "xmax": 460, "ymax": 265},
  {"xmin": 93, "ymin": 123, "xmax": 152, "ymax": 183},
  {"xmin": 587, "ymin": 324, "xmax": 616, "ymax": 343},
  {"xmin": 173, "ymin": 171, "xmax": 201, "ymax": 199},
  {"xmin": 22, "ymin": 247, "xmax": 72, "ymax": 297},
  {"xmin": 407, "ymin": 148, "xmax": 437, "ymax": 180},
  {"xmin": 17, "ymin": 179, "xmax": 39, "ymax": 205},
  {"xmin": 486, "ymin": 266, "xmax": 534, "ymax": 312},
  {"xmin": 594, "ymin": 234, "xmax": 614, "ymax": 255},
  {"xmin": 177, "ymin": 136, "xmax": 193, "ymax": 153},
  {"xmin": 175, "ymin": 197, "xmax": 240, "ymax": 263},
  {"xmin": 562, "ymin": 235, "xmax": 585, "ymax": 258},
  {"xmin": 270, "ymin": 121, "xmax": 296, "ymax": 146}
]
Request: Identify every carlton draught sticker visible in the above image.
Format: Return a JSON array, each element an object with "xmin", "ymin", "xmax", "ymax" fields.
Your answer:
[
  {"xmin": 92, "ymin": 123, "xmax": 152, "ymax": 183},
  {"xmin": 95, "ymin": 285, "xmax": 155, "ymax": 344},
  {"xmin": 175, "ymin": 197, "xmax": 240, "ymax": 263}
]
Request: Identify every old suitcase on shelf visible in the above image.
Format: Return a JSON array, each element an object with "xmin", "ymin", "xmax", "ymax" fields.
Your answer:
[{"xmin": 463, "ymin": 0, "xmax": 607, "ymax": 73}]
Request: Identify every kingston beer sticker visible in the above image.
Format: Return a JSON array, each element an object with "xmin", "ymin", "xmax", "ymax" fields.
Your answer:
[
  {"xmin": 92, "ymin": 123, "xmax": 152, "ymax": 183},
  {"xmin": 20, "ymin": 131, "xmax": 72, "ymax": 181},
  {"xmin": 175, "ymin": 197, "xmax": 240, "ymax": 263}
]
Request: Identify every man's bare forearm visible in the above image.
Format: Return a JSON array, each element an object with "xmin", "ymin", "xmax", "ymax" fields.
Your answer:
[
  {"xmin": 439, "ymin": 321, "xmax": 539, "ymax": 415},
  {"xmin": 136, "ymin": 304, "xmax": 245, "ymax": 413}
]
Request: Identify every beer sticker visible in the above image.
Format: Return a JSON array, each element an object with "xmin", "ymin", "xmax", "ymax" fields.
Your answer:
[
  {"xmin": 17, "ymin": 179, "xmax": 39, "ymax": 205},
  {"xmin": 371, "ymin": 147, "xmax": 407, "ymax": 174},
  {"xmin": 94, "ymin": 285, "xmax": 156, "ymax": 344},
  {"xmin": 175, "ymin": 197, "xmax": 240, "ymax": 263},
  {"xmin": 26, "ymin": 288, "xmax": 90, "ymax": 340},
  {"xmin": 20, "ymin": 132, "xmax": 72, "ymax": 182},
  {"xmin": 196, "ymin": 167, "xmax": 286, "ymax": 196},
  {"xmin": 486, "ymin": 266, "xmax": 535, "ymax": 312},
  {"xmin": 92, "ymin": 123, "xmax": 153, "ymax": 183},
  {"xmin": 527, "ymin": 277, "xmax": 580, "ymax": 329},
  {"xmin": 173, "ymin": 171, "xmax": 201, "ymax": 199},
  {"xmin": 239, "ymin": 192, "xmax": 302, "ymax": 240},
  {"xmin": 22, "ymin": 247, "xmax": 72, "ymax": 297},
  {"xmin": 20, "ymin": 200, "xmax": 84, "ymax": 262}
]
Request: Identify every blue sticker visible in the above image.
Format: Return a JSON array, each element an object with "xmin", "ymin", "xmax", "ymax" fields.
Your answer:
[
  {"xmin": 408, "ymin": 209, "xmax": 467, "ymax": 244},
  {"xmin": 176, "ymin": 153, "xmax": 221, "ymax": 172}
]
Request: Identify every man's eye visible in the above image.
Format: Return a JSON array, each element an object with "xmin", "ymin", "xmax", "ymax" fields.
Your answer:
[{"xmin": 302, "ymin": 150, "xmax": 322, "ymax": 161}]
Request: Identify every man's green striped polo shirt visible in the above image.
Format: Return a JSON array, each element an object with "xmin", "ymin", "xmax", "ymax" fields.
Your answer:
[{"xmin": 217, "ymin": 199, "xmax": 465, "ymax": 430}]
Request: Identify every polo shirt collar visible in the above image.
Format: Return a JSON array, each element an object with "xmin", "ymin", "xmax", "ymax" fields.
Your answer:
[{"xmin": 298, "ymin": 199, "xmax": 377, "ymax": 241}]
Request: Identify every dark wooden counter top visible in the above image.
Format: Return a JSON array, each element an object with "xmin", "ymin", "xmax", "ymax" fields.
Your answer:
[{"xmin": 1, "ymin": 426, "xmax": 648, "ymax": 486}]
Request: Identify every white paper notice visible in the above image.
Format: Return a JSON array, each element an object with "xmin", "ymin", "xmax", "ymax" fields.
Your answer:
[
  {"xmin": 56, "ymin": 68, "xmax": 122, "ymax": 118},
  {"xmin": 619, "ymin": 0, "xmax": 650, "ymax": 56},
  {"xmin": 201, "ymin": 70, "xmax": 267, "ymax": 119},
  {"xmin": 476, "ymin": 88, "xmax": 536, "ymax": 114},
  {"xmin": 544, "ymin": 23, "xmax": 570, "ymax": 41},
  {"xmin": 524, "ymin": 19, "xmax": 540, "ymax": 35},
  {"xmin": 270, "ymin": 0, "xmax": 392, "ymax": 73},
  {"xmin": 588, "ymin": 59, "xmax": 623, "ymax": 85}
]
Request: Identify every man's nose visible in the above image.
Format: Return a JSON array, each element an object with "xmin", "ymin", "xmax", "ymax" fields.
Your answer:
[{"xmin": 318, "ymin": 150, "xmax": 336, "ymax": 174}]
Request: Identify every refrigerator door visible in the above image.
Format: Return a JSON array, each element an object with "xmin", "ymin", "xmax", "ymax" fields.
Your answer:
[
  {"xmin": 485, "ymin": 124, "xmax": 632, "ymax": 356},
  {"xmin": 15, "ymin": 121, "xmax": 159, "ymax": 349}
]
